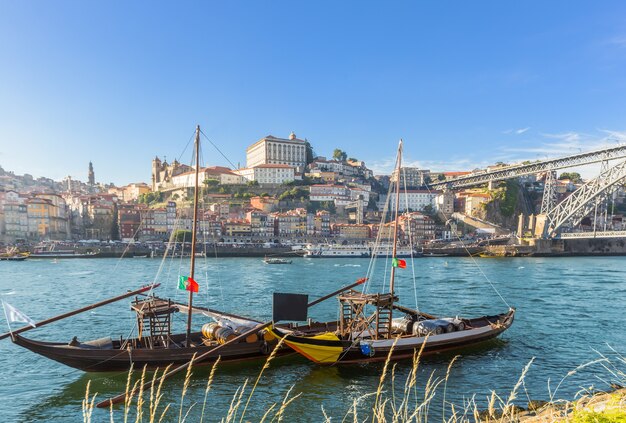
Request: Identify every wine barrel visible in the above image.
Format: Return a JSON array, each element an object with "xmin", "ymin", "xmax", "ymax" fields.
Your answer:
[
  {"xmin": 234, "ymin": 326, "xmax": 259, "ymax": 343},
  {"xmin": 215, "ymin": 327, "xmax": 236, "ymax": 344},
  {"xmin": 201, "ymin": 322, "xmax": 221, "ymax": 340}
]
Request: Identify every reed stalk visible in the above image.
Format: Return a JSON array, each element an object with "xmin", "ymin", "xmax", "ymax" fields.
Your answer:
[
  {"xmin": 372, "ymin": 336, "xmax": 399, "ymax": 422},
  {"xmin": 123, "ymin": 364, "xmax": 135, "ymax": 423},
  {"xmin": 134, "ymin": 365, "xmax": 147, "ymax": 423},
  {"xmin": 239, "ymin": 336, "xmax": 286, "ymax": 423},
  {"xmin": 199, "ymin": 356, "xmax": 221, "ymax": 423},
  {"xmin": 178, "ymin": 353, "xmax": 196, "ymax": 423}
]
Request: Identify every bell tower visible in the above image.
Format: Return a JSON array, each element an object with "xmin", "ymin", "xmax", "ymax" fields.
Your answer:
[{"xmin": 88, "ymin": 161, "xmax": 95, "ymax": 186}]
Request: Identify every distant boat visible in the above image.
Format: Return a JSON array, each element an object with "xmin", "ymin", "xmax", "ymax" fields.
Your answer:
[
  {"xmin": 0, "ymin": 254, "xmax": 29, "ymax": 261},
  {"xmin": 304, "ymin": 243, "xmax": 418, "ymax": 258},
  {"xmin": 263, "ymin": 257, "xmax": 292, "ymax": 264},
  {"xmin": 0, "ymin": 248, "xmax": 29, "ymax": 261},
  {"xmin": 29, "ymin": 250, "xmax": 99, "ymax": 259},
  {"xmin": 29, "ymin": 242, "xmax": 99, "ymax": 259},
  {"xmin": 423, "ymin": 252, "xmax": 449, "ymax": 257}
]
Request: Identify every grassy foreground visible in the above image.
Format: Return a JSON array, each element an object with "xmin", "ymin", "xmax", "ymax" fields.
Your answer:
[{"xmin": 80, "ymin": 341, "xmax": 626, "ymax": 422}]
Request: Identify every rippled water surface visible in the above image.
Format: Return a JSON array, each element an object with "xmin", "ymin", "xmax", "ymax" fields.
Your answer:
[{"xmin": 1, "ymin": 256, "xmax": 625, "ymax": 421}]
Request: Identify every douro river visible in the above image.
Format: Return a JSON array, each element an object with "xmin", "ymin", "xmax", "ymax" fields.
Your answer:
[{"xmin": 1, "ymin": 256, "xmax": 625, "ymax": 421}]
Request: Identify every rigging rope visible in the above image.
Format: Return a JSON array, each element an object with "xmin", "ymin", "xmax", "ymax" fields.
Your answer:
[
  {"xmin": 199, "ymin": 129, "xmax": 239, "ymax": 170},
  {"xmin": 402, "ymin": 167, "xmax": 420, "ymax": 311},
  {"xmin": 422, "ymin": 180, "xmax": 512, "ymax": 309}
]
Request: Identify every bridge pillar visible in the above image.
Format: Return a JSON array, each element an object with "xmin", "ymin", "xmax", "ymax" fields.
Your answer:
[
  {"xmin": 528, "ymin": 214, "xmax": 536, "ymax": 232},
  {"xmin": 517, "ymin": 213, "xmax": 525, "ymax": 237},
  {"xmin": 540, "ymin": 171, "xmax": 557, "ymax": 214},
  {"xmin": 534, "ymin": 214, "xmax": 549, "ymax": 239}
]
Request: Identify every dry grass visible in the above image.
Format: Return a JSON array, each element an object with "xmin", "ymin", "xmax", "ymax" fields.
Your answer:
[{"xmin": 79, "ymin": 343, "xmax": 626, "ymax": 423}]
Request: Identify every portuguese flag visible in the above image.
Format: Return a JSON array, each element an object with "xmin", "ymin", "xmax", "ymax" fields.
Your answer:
[
  {"xmin": 392, "ymin": 258, "xmax": 407, "ymax": 269},
  {"xmin": 178, "ymin": 275, "xmax": 199, "ymax": 293}
]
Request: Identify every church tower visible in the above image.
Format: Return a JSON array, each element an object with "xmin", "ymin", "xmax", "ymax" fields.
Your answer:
[
  {"xmin": 152, "ymin": 156, "xmax": 162, "ymax": 191},
  {"xmin": 88, "ymin": 161, "xmax": 95, "ymax": 186}
]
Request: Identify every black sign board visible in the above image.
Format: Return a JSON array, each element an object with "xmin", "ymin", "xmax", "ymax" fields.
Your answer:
[{"xmin": 273, "ymin": 292, "xmax": 309, "ymax": 322}]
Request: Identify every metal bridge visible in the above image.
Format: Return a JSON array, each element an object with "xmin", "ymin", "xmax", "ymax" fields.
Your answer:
[
  {"xmin": 425, "ymin": 144, "xmax": 626, "ymax": 239},
  {"xmin": 543, "ymin": 159, "xmax": 626, "ymax": 238},
  {"xmin": 429, "ymin": 144, "xmax": 626, "ymax": 190}
]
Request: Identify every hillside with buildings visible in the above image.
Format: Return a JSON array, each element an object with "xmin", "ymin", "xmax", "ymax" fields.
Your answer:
[{"xmin": 3, "ymin": 132, "xmax": 623, "ymax": 247}]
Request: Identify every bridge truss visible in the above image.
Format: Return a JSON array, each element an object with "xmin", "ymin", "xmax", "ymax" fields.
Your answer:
[
  {"xmin": 543, "ymin": 159, "xmax": 626, "ymax": 238},
  {"xmin": 429, "ymin": 145, "xmax": 626, "ymax": 190}
]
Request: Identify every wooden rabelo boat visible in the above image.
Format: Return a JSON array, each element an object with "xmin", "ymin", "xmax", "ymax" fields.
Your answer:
[
  {"xmin": 268, "ymin": 140, "xmax": 515, "ymax": 364},
  {"xmin": 0, "ymin": 127, "xmax": 357, "ymax": 374}
]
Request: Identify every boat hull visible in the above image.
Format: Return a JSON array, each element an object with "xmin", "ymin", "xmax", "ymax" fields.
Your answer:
[
  {"xmin": 12, "ymin": 332, "xmax": 287, "ymax": 372},
  {"xmin": 270, "ymin": 309, "xmax": 514, "ymax": 364}
]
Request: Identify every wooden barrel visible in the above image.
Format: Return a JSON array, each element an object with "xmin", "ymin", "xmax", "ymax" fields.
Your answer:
[
  {"xmin": 235, "ymin": 326, "xmax": 259, "ymax": 343},
  {"xmin": 201, "ymin": 323, "xmax": 221, "ymax": 340},
  {"xmin": 215, "ymin": 327, "xmax": 236, "ymax": 344}
]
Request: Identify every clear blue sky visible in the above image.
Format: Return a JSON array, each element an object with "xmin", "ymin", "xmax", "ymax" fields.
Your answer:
[{"xmin": 1, "ymin": 1, "xmax": 626, "ymax": 185}]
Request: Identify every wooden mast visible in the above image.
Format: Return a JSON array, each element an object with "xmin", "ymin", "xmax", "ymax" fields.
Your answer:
[
  {"xmin": 389, "ymin": 139, "xmax": 403, "ymax": 296},
  {"xmin": 185, "ymin": 125, "xmax": 201, "ymax": 347}
]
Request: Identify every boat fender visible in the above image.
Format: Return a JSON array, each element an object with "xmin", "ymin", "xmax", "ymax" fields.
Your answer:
[
  {"xmin": 360, "ymin": 342, "xmax": 375, "ymax": 357},
  {"xmin": 260, "ymin": 341, "xmax": 272, "ymax": 355}
]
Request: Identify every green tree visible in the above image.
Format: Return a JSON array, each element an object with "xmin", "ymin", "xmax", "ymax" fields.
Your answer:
[
  {"xmin": 173, "ymin": 230, "xmax": 193, "ymax": 243},
  {"xmin": 333, "ymin": 149, "xmax": 348, "ymax": 161},
  {"xmin": 437, "ymin": 174, "xmax": 446, "ymax": 181},
  {"xmin": 246, "ymin": 180, "xmax": 259, "ymax": 187},
  {"xmin": 367, "ymin": 197, "xmax": 378, "ymax": 211},
  {"xmin": 110, "ymin": 203, "xmax": 120, "ymax": 240},
  {"xmin": 558, "ymin": 172, "xmax": 582, "ymax": 183},
  {"xmin": 204, "ymin": 179, "xmax": 219, "ymax": 187},
  {"xmin": 304, "ymin": 140, "xmax": 315, "ymax": 164}
]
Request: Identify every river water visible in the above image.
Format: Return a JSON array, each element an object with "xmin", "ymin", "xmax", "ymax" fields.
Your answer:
[{"xmin": 0, "ymin": 256, "xmax": 625, "ymax": 422}]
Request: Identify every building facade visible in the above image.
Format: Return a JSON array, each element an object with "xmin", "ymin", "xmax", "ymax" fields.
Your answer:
[
  {"xmin": 234, "ymin": 164, "xmax": 295, "ymax": 185},
  {"xmin": 391, "ymin": 167, "xmax": 431, "ymax": 187},
  {"xmin": 245, "ymin": 132, "xmax": 307, "ymax": 171}
]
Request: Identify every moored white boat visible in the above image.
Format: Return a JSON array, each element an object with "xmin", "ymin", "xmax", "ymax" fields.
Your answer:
[{"xmin": 303, "ymin": 243, "xmax": 418, "ymax": 258}]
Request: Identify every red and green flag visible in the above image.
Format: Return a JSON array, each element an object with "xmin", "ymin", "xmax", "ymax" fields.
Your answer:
[
  {"xmin": 178, "ymin": 275, "xmax": 199, "ymax": 293},
  {"xmin": 392, "ymin": 258, "xmax": 407, "ymax": 269}
]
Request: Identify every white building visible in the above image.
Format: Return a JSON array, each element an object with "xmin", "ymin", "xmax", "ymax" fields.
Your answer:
[
  {"xmin": 309, "ymin": 184, "xmax": 370, "ymax": 205},
  {"xmin": 378, "ymin": 190, "xmax": 440, "ymax": 212},
  {"xmin": 246, "ymin": 132, "xmax": 307, "ymax": 171},
  {"xmin": 309, "ymin": 185, "xmax": 349, "ymax": 202},
  {"xmin": 171, "ymin": 166, "xmax": 244, "ymax": 188},
  {"xmin": 234, "ymin": 164, "xmax": 295, "ymax": 185}
]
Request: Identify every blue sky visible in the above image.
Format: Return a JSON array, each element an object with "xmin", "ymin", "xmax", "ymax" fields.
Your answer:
[{"xmin": 1, "ymin": 1, "xmax": 626, "ymax": 185}]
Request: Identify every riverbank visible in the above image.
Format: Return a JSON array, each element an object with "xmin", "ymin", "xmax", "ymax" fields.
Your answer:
[{"xmin": 517, "ymin": 387, "xmax": 626, "ymax": 422}]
